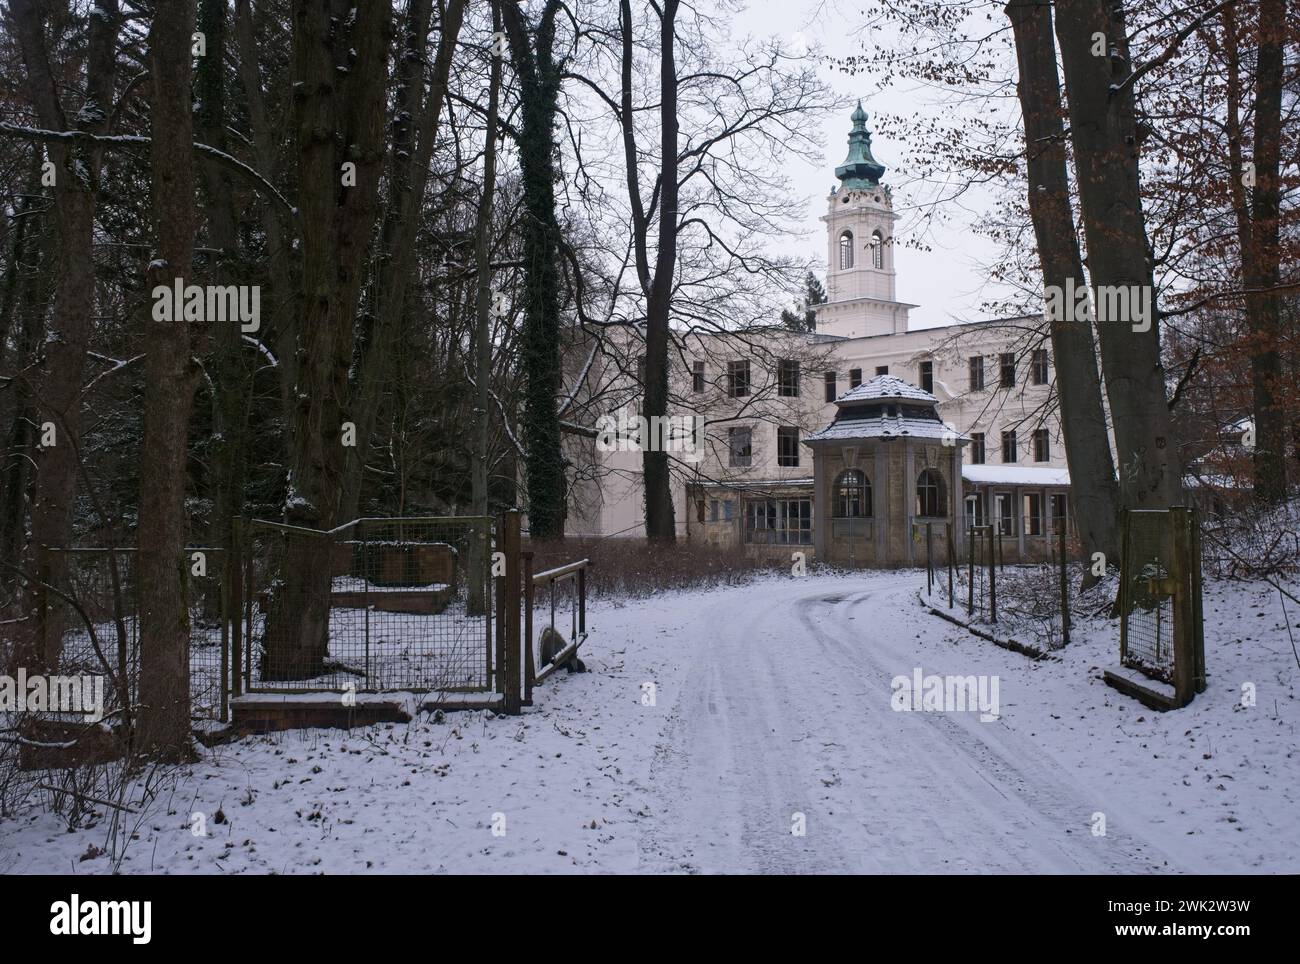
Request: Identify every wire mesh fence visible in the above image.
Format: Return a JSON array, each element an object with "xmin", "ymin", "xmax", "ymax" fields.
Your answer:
[
  {"xmin": 34, "ymin": 546, "xmax": 228, "ymax": 722},
  {"xmin": 1120, "ymin": 510, "xmax": 1179, "ymax": 683},
  {"xmin": 939, "ymin": 523, "xmax": 1075, "ymax": 650},
  {"xmin": 244, "ymin": 517, "xmax": 495, "ymax": 693}
]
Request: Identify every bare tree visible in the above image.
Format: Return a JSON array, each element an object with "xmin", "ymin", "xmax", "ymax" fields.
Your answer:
[
  {"xmin": 136, "ymin": 0, "xmax": 199, "ymax": 758},
  {"xmin": 1006, "ymin": 0, "xmax": 1119, "ymax": 574}
]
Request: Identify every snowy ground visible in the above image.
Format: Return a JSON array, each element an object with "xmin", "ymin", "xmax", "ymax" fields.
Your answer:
[{"xmin": 2, "ymin": 570, "xmax": 1296, "ymax": 874}]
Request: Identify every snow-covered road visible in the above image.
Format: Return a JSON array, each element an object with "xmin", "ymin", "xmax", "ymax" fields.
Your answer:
[
  {"xmin": 3, "ymin": 570, "xmax": 1294, "ymax": 874},
  {"xmin": 636, "ymin": 576, "xmax": 1175, "ymax": 873}
]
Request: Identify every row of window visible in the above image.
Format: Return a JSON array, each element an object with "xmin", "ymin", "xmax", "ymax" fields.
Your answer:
[
  {"xmin": 699, "ymin": 489, "xmax": 1071, "ymax": 542},
  {"xmin": 968, "ymin": 428, "xmax": 1051, "ymax": 464},
  {"xmin": 833, "ymin": 468, "xmax": 946, "ymax": 519},
  {"xmin": 683, "ymin": 349, "xmax": 1051, "ymax": 402},
  {"xmin": 838, "ymin": 229, "xmax": 885, "ymax": 270},
  {"xmin": 724, "ymin": 424, "xmax": 1053, "ymax": 470},
  {"xmin": 726, "ymin": 425, "xmax": 801, "ymax": 468},
  {"xmin": 965, "ymin": 492, "xmax": 1070, "ymax": 537},
  {"xmin": 689, "ymin": 359, "xmax": 801, "ymax": 398},
  {"xmin": 969, "ymin": 350, "xmax": 1049, "ymax": 391}
]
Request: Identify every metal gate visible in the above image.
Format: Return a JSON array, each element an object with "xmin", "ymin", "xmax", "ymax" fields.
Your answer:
[
  {"xmin": 1117, "ymin": 507, "xmax": 1206, "ymax": 707},
  {"xmin": 238, "ymin": 516, "xmax": 497, "ymax": 694}
]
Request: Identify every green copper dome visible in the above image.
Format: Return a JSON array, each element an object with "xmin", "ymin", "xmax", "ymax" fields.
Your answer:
[{"xmin": 835, "ymin": 100, "xmax": 886, "ymax": 190}]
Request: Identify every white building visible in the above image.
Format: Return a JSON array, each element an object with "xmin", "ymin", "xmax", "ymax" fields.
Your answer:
[{"xmin": 566, "ymin": 103, "xmax": 1072, "ymax": 563}]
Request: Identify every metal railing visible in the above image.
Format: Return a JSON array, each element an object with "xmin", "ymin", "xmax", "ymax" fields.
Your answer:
[{"xmin": 522, "ymin": 554, "xmax": 592, "ymax": 703}]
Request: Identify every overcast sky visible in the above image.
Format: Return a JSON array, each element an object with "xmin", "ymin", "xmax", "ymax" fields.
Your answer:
[{"xmin": 743, "ymin": 0, "xmax": 1006, "ymax": 328}]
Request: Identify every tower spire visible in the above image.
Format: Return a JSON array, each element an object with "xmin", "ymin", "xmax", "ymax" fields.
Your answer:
[{"xmin": 835, "ymin": 100, "xmax": 886, "ymax": 190}]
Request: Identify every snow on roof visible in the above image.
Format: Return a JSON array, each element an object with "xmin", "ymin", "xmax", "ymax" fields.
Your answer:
[
  {"xmin": 806, "ymin": 414, "xmax": 962, "ymax": 443},
  {"xmin": 694, "ymin": 478, "xmax": 814, "ymax": 489},
  {"xmin": 962, "ymin": 465, "xmax": 1070, "ymax": 486},
  {"xmin": 837, "ymin": 374, "xmax": 937, "ymax": 405}
]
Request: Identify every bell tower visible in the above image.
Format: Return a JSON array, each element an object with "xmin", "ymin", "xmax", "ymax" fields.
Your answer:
[{"xmin": 816, "ymin": 102, "xmax": 912, "ymax": 339}]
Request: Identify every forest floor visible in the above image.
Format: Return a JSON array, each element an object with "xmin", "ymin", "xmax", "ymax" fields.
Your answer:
[{"xmin": 2, "ymin": 570, "xmax": 1296, "ymax": 874}]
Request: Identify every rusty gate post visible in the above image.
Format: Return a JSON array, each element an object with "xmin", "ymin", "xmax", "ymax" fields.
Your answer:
[
  {"xmin": 230, "ymin": 518, "xmax": 244, "ymax": 700},
  {"xmin": 967, "ymin": 524, "xmax": 974, "ymax": 616},
  {"xmin": 988, "ymin": 525, "xmax": 997, "ymax": 623},
  {"xmin": 501, "ymin": 510, "xmax": 522, "ymax": 714},
  {"xmin": 1170, "ymin": 506, "xmax": 1195, "ymax": 707},
  {"xmin": 946, "ymin": 522, "xmax": 953, "ymax": 608},
  {"xmin": 523, "ymin": 550, "xmax": 535, "ymax": 706},
  {"xmin": 1059, "ymin": 520, "xmax": 1070, "ymax": 646}
]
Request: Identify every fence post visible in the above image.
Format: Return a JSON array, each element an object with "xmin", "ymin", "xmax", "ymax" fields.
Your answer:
[
  {"xmin": 230, "ymin": 518, "xmax": 244, "ymax": 701},
  {"xmin": 1058, "ymin": 521, "xmax": 1070, "ymax": 647},
  {"xmin": 988, "ymin": 525, "xmax": 997, "ymax": 623},
  {"xmin": 523, "ymin": 550, "xmax": 535, "ymax": 706},
  {"xmin": 1190, "ymin": 507, "xmax": 1206, "ymax": 693},
  {"xmin": 967, "ymin": 524, "xmax": 974, "ymax": 616},
  {"xmin": 1119, "ymin": 511, "xmax": 1129, "ymax": 665},
  {"xmin": 579, "ymin": 562, "xmax": 588, "ymax": 637},
  {"xmin": 1170, "ymin": 506, "xmax": 1195, "ymax": 707},
  {"xmin": 926, "ymin": 522, "xmax": 933, "ymax": 596},
  {"xmin": 36, "ymin": 546, "xmax": 49, "ymax": 670},
  {"xmin": 946, "ymin": 522, "xmax": 953, "ymax": 608},
  {"xmin": 502, "ymin": 510, "xmax": 522, "ymax": 715}
]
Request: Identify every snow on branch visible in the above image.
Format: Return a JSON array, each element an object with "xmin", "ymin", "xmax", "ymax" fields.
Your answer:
[{"xmin": 0, "ymin": 123, "xmax": 295, "ymax": 217}]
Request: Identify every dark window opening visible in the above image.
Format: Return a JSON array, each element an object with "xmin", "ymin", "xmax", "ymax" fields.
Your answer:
[
  {"xmin": 778, "ymin": 359, "xmax": 800, "ymax": 397},
  {"xmin": 1001, "ymin": 430, "xmax": 1018, "ymax": 463},
  {"xmin": 777, "ymin": 426, "xmax": 800, "ymax": 467},
  {"xmin": 834, "ymin": 469, "xmax": 871, "ymax": 518}
]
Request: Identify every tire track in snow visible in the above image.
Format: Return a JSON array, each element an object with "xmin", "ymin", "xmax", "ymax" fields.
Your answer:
[{"xmin": 636, "ymin": 574, "xmax": 1184, "ymax": 873}]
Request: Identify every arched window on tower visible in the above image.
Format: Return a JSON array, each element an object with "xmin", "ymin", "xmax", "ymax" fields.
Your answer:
[
  {"xmin": 834, "ymin": 469, "xmax": 871, "ymax": 518},
  {"xmin": 915, "ymin": 468, "xmax": 946, "ymax": 518},
  {"xmin": 839, "ymin": 231, "xmax": 854, "ymax": 270},
  {"xmin": 871, "ymin": 230, "xmax": 884, "ymax": 269}
]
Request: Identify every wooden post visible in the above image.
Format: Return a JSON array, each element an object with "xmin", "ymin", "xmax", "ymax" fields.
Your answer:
[
  {"xmin": 967, "ymin": 524, "xmax": 974, "ymax": 616},
  {"xmin": 502, "ymin": 510, "xmax": 522, "ymax": 715},
  {"xmin": 1058, "ymin": 520, "xmax": 1070, "ymax": 646},
  {"xmin": 230, "ymin": 518, "xmax": 243, "ymax": 699},
  {"xmin": 1119, "ymin": 511, "xmax": 1130, "ymax": 665},
  {"xmin": 36, "ymin": 546, "xmax": 49, "ymax": 670},
  {"xmin": 578, "ymin": 563, "xmax": 588, "ymax": 636},
  {"xmin": 1190, "ymin": 507, "xmax": 1206, "ymax": 693},
  {"xmin": 926, "ymin": 522, "xmax": 933, "ymax": 595},
  {"xmin": 523, "ymin": 550, "xmax": 535, "ymax": 706},
  {"xmin": 947, "ymin": 522, "xmax": 954, "ymax": 608},
  {"xmin": 220, "ymin": 551, "xmax": 230, "ymax": 722},
  {"xmin": 1170, "ymin": 506, "xmax": 1195, "ymax": 707},
  {"xmin": 988, "ymin": 525, "xmax": 997, "ymax": 623},
  {"xmin": 494, "ymin": 572, "xmax": 505, "ymax": 694}
]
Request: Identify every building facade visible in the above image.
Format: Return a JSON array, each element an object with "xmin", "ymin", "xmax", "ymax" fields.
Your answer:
[{"xmin": 566, "ymin": 103, "xmax": 1072, "ymax": 564}]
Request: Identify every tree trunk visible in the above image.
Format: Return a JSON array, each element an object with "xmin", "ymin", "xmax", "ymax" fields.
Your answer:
[
  {"xmin": 503, "ymin": 0, "xmax": 567, "ymax": 540},
  {"xmin": 469, "ymin": 0, "xmax": 503, "ymax": 614},
  {"xmin": 642, "ymin": 0, "xmax": 681, "ymax": 542},
  {"xmin": 1006, "ymin": 0, "xmax": 1120, "ymax": 579},
  {"xmin": 136, "ymin": 0, "xmax": 200, "ymax": 759},
  {"xmin": 338, "ymin": 0, "xmax": 465, "ymax": 523},
  {"xmin": 1054, "ymin": 0, "xmax": 1183, "ymax": 510},
  {"xmin": 6, "ymin": 0, "xmax": 120, "ymax": 672},
  {"xmin": 1240, "ymin": 0, "xmax": 1287, "ymax": 502},
  {"xmin": 262, "ymin": 0, "xmax": 391, "ymax": 680},
  {"xmin": 196, "ymin": 0, "xmax": 252, "ymax": 603}
]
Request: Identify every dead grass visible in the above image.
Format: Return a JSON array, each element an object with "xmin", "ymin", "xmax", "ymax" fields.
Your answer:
[{"xmin": 524, "ymin": 537, "xmax": 785, "ymax": 599}]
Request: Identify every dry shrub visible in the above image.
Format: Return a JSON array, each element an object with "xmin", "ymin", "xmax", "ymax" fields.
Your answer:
[{"xmin": 524, "ymin": 537, "xmax": 785, "ymax": 599}]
